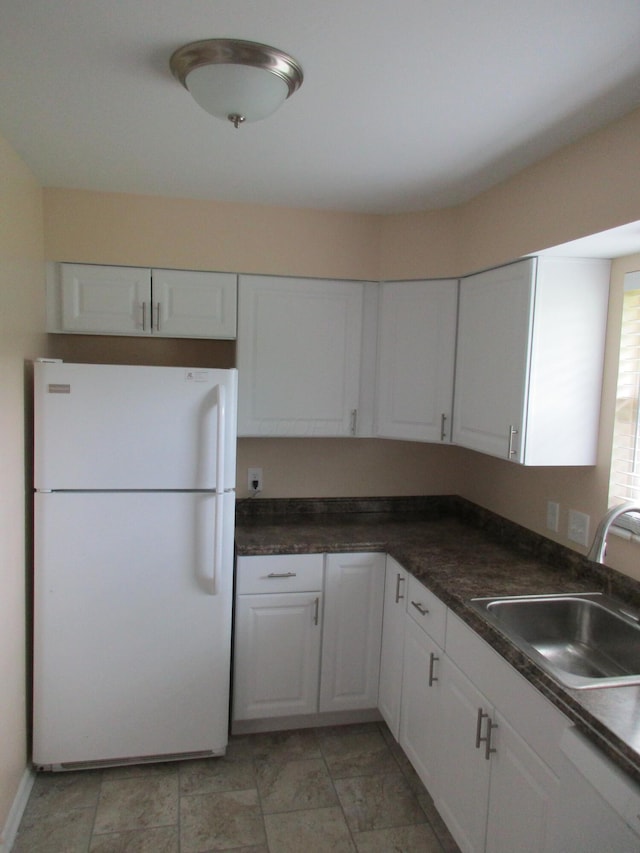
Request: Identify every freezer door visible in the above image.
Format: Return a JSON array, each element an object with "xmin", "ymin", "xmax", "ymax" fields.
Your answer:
[
  {"xmin": 34, "ymin": 362, "xmax": 237, "ymax": 490},
  {"xmin": 33, "ymin": 491, "xmax": 235, "ymax": 767}
]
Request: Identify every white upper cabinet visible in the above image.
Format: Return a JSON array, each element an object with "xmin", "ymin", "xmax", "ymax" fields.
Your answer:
[
  {"xmin": 452, "ymin": 257, "xmax": 610, "ymax": 465},
  {"xmin": 150, "ymin": 269, "xmax": 237, "ymax": 338},
  {"xmin": 375, "ymin": 279, "xmax": 458, "ymax": 442},
  {"xmin": 50, "ymin": 263, "xmax": 237, "ymax": 339},
  {"xmin": 237, "ymin": 275, "xmax": 365, "ymax": 436}
]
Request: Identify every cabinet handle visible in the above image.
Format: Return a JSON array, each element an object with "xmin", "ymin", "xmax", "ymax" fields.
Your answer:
[
  {"xmin": 440, "ymin": 413, "xmax": 447, "ymax": 441},
  {"xmin": 154, "ymin": 302, "xmax": 161, "ymax": 332},
  {"xmin": 395, "ymin": 573, "xmax": 405, "ymax": 604},
  {"xmin": 141, "ymin": 302, "xmax": 148, "ymax": 331},
  {"xmin": 267, "ymin": 572, "xmax": 297, "ymax": 578},
  {"xmin": 411, "ymin": 600, "xmax": 429, "ymax": 616},
  {"xmin": 350, "ymin": 409, "xmax": 358, "ymax": 436},
  {"xmin": 313, "ymin": 596, "xmax": 320, "ymax": 626},
  {"xmin": 476, "ymin": 708, "xmax": 498, "ymax": 760},
  {"xmin": 508, "ymin": 424, "xmax": 519, "ymax": 458},
  {"xmin": 428, "ymin": 652, "xmax": 439, "ymax": 686}
]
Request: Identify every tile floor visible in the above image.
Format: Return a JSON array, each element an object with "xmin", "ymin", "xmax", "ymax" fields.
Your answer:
[{"xmin": 12, "ymin": 722, "xmax": 461, "ymax": 852}]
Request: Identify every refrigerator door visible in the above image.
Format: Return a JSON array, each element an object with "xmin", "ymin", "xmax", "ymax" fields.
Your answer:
[
  {"xmin": 33, "ymin": 490, "xmax": 235, "ymax": 767},
  {"xmin": 34, "ymin": 362, "xmax": 237, "ymax": 491}
]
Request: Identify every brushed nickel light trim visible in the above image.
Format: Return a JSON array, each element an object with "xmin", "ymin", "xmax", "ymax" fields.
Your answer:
[{"xmin": 169, "ymin": 38, "xmax": 304, "ymax": 128}]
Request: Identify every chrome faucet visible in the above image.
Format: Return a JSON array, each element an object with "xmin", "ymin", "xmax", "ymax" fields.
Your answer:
[{"xmin": 587, "ymin": 501, "xmax": 640, "ymax": 563}]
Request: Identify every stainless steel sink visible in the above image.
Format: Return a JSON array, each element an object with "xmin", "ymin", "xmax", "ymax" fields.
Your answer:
[{"xmin": 469, "ymin": 593, "xmax": 640, "ymax": 689}]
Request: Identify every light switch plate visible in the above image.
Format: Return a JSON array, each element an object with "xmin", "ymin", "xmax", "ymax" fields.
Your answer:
[{"xmin": 568, "ymin": 509, "xmax": 590, "ymax": 546}]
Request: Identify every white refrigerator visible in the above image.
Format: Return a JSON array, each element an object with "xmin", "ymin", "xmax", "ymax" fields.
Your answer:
[{"xmin": 33, "ymin": 361, "xmax": 237, "ymax": 770}]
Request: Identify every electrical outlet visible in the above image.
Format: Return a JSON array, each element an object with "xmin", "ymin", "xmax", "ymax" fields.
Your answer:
[
  {"xmin": 247, "ymin": 467, "xmax": 263, "ymax": 494},
  {"xmin": 546, "ymin": 501, "xmax": 560, "ymax": 532},
  {"xmin": 568, "ymin": 509, "xmax": 590, "ymax": 547}
]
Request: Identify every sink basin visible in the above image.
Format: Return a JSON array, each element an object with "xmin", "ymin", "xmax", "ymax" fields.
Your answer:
[{"xmin": 469, "ymin": 593, "xmax": 640, "ymax": 689}]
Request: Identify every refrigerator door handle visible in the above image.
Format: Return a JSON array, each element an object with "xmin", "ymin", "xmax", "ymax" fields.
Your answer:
[{"xmin": 211, "ymin": 383, "xmax": 226, "ymax": 595}]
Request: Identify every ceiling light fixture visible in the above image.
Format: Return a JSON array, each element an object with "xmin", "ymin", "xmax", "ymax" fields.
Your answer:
[{"xmin": 169, "ymin": 38, "xmax": 303, "ymax": 128}]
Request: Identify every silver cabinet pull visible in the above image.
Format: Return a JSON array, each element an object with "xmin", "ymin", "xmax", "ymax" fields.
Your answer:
[
  {"xmin": 440, "ymin": 412, "xmax": 447, "ymax": 441},
  {"xmin": 394, "ymin": 573, "xmax": 405, "ymax": 604},
  {"xmin": 154, "ymin": 302, "xmax": 161, "ymax": 332},
  {"xmin": 411, "ymin": 600, "xmax": 429, "ymax": 616},
  {"xmin": 428, "ymin": 652, "xmax": 439, "ymax": 686},
  {"xmin": 476, "ymin": 708, "xmax": 497, "ymax": 760},
  {"xmin": 350, "ymin": 409, "xmax": 358, "ymax": 436},
  {"xmin": 313, "ymin": 596, "xmax": 320, "ymax": 626},
  {"xmin": 141, "ymin": 302, "xmax": 147, "ymax": 331},
  {"xmin": 508, "ymin": 424, "xmax": 519, "ymax": 458},
  {"xmin": 267, "ymin": 572, "xmax": 297, "ymax": 578}
]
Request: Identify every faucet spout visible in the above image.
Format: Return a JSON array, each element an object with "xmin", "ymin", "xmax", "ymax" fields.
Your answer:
[{"xmin": 587, "ymin": 501, "xmax": 640, "ymax": 563}]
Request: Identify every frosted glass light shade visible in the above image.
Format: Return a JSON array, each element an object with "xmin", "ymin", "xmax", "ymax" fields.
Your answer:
[
  {"xmin": 185, "ymin": 63, "xmax": 290, "ymax": 123},
  {"xmin": 170, "ymin": 39, "xmax": 303, "ymax": 127}
]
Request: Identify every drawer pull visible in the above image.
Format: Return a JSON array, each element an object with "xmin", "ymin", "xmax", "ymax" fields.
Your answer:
[
  {"xmin": 411, "ymin": 600, "xmax": 429, "ymax": 616},
  {"xmin": 313, "ymin": 596, "xmax": 320, "ymax": 625},
  {"xmin": 267, "ymin": 572, "xmax": 297, "ymax": 578},
  {"xmin": 395, "ymin": 573, "xmax": 405, "ymax": 604}
]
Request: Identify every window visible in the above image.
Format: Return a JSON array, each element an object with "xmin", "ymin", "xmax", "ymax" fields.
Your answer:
[{"xmin": 609, "ymin": 270, "xmax": 640, "ymax": 534}]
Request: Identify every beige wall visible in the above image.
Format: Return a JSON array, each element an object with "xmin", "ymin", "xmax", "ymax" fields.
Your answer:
[
  {"xmin": 43, "ymin": 189, "xmax": 382, "ymax": 281},
  {"xmin": 0, "ymin": 135, "xmax": 46, "ymax": 838}
]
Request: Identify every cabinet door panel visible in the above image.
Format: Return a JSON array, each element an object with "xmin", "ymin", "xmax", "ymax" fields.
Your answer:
[
  {"xmin": 376, "ymin": 280, "xmax": 457, "ymax": 442},
  {"xmin": 61, "ymin": 263, "xmax": 150, "ymax": 334},
  {"xmin": 378, "ymin": 558, "xmax": 408, "ymax": 738},
  {"xmin": 238, "ymin": 276, "xmax": 364, "ymax": 436},
  {"xmin": 399, "ymin": 618, "xmax": 443, "ymax": 796},
  {"xmin": 320, "ymin": 553, "xmax": 385, "ymax": 712},
  {"xmin": 485, "ymin": 713, "xmax": 559, "ymax": 853},
  {"xmin": 452, "ymin": 260, "xmax": 534, "ymax": 461},
  {"xmin": 233, "ymin": 592, "xmax": 321, "ymax": 720},
  {"xmin": 152, "ymin": 269, "xmax": 237, "ymax": 338},
  {"xmin": 436, "ymin": 655, "xmax": 492, "ymax": 853}
]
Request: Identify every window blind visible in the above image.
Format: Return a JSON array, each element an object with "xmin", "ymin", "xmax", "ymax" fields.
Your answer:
[{"xmin": 609, "ymin": 270, "xmax": 640, "ymax": 534}]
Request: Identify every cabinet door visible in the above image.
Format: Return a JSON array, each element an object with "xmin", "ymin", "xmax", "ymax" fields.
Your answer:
[
  {"xmin": 152, "ymin": 269, "xmax": 237, "ymax": 339},
  {"xmin": 320, "ymin": 553, "xmax": 385, "ymax": 712},
  {"xmin": 237, "ymin": 275, "xmax": 364, "ymax": 436},
  {"xmin": 377, "ymin": 558, "xmax": 408, "ymax": 739},
  {"xmin": 233, "ymin": 591, "xmax": 322, "ymax": 720},
  {"xmin": 399, "ymin": 618, "xmax": 443, "ymax": 797},
  {"xmin": 484, "ymin": 712, "xmax": 560, "ymax": 853},
  {"xmin": 452, "ymin": 259, "xmax": 534, "ymax": 461},
  {"xmin": 376, "ymin": 280, "xmax": 458, "ymax": 442},
  {"xmin": 435, "ymin": 655, "xmax": 492, "ymax": 853},
  {"xmin": 60, "ymin": 263, "xmax": 151, "ymax": 334}
]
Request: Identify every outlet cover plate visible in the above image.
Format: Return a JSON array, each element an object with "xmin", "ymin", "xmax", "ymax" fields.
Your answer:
[
  {"xmin": 568, "ymin": 509, "xmax": 590, "ymax": 547},
  {"xmin": 546, "ymin": 501, "xmax": 560, "ymax": 532}
]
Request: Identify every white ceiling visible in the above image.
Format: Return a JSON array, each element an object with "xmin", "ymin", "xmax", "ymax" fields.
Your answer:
[{"xmin": 1, "ymin": 1, "xmax": 640, "ymax": 216}]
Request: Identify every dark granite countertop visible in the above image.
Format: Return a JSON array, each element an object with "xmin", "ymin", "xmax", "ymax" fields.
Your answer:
[{"xmin": 235, "ymin": 496, "xmax": 640, "ymax": 785}]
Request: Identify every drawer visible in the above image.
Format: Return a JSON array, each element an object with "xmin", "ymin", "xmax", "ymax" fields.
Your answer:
[
  {"xmin": 236, "ymin": 554, "xmax": 324, "ymax": 594},
  {"xmin": 406, "ymin": 574, "xmax": 447, "ymax": 647}
]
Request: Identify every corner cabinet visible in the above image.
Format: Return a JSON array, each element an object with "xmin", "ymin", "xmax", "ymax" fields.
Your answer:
[
  {"xmin": 48, "ymin": 263, "xmax": 237, "ymax": 339},
  {"xmin": 375, "ymin": 279, "xmax": 458, "ymax": 442},
  {"xmin": 237, "ymin": 275, "xmax": 366, "ymax": 436},
  {"xmin": 452, "ymin": 257, "xmax": 610, "ymax": 465},
  {"xmin": 377, "ymin": 557, "xmax": 408, "ymax": 738}
]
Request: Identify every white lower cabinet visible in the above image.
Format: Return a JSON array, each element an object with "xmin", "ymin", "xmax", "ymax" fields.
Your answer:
[
  {"xmin": 233, "ymin": 552, "xmax": 384, "ymax": 725},
  {"xmin": 233, "ymin": 555, "xmax": 324, "ymax": 721},
  {"xmin": 234, "ymin": 591, "xmax": 322, "ymax": 719},
  {"xmin": 377, "ymin": 557, "xmax": 408, "ymax": 738},
  {"xmin": 399, "ymin": 618, "xmax": 444, "ymax": 797},
  {"xmin": 320, "ymin": 553, "xmax": 385, "ymax": 712}
]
